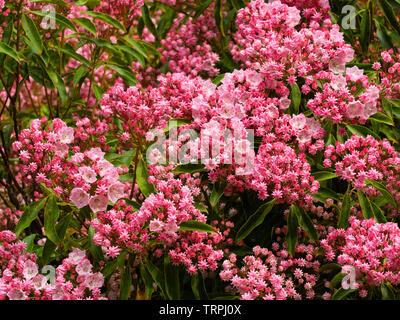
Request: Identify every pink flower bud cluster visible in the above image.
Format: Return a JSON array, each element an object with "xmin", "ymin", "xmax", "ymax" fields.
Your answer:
[
  {"xmin": 307, "ymin": 69, "xmax": 380, "ymax": 123},
  {"xmin": 321, "ymin": 217, "xmax": 400, "ymax": 296},
  {"xmin": 323, "ymin": 135, "xmax": 400, "ymax": 203},
  {"xmin": 0, "ymin": 231, "xmax": 105, "ymax": 300},
  {"xmin": 231, "ymin": 0, "xmax": 354, "ymax": 90},
  {"xmin": 159, "ymin": 12, "xmax": 220, "ymax": 78},
  {"xmin": 91, "ymin": 172, "xmax": 230, "ymax": 274},
  {"xmin": 220, "ymin": 242, "xmax": 320, "ymax": 300}
]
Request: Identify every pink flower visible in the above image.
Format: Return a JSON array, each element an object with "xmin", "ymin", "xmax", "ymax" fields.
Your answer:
[
  {"xmin": 108, "ymin": 182, "xmax": 125, "ymax": 203},
  {"xmin": 23, "ymin": 260, "xmax": 38, "ymax": 280},
  {"xmin": 87, "ymin": 147, "xmax": 105, "ymax": 161},
  {"xmin": 149, "ymin": 219, "xmax": 165, "ymax": 233},
  {"xmin": 346, "ymin": 101, "xmax": 364, "ymax": 119},
  {"xmin": 89, "ymin": 195, "xmax": 109, "ymax": 213},
  {"xmin": 84, "ymin": 272, "xmax": 104, "ymax": 290},
  {"xmin": 70, "ymin": 188, "xmax": 90, "ymax": 209},
  {"xmin": 76, "ymin": 259, "xmax": 93, "ymax": 276},
  {"xmin": 68, "ymin": 248, "xmax": 87, "ymax": 264},
  {"xmin": 58, "ymin": 126, "xmax": 74, "ymax": 144},
  {"xmin": 7, "ymin": 288, "xmax": 26, "ymax": 300},
  {"xmin": 79, "ymin": 166, "xmax": 97, "ymax": 184}
]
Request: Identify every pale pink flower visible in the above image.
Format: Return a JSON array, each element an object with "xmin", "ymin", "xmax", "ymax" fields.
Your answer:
[
  {"xmin": 79, "ymin": 166, "xmax": 97, "ymax": 184},
  {"xmin": 76, "ymin": 259, "xmax": 93, "ymax": 276},
  {"xmin": 87, "ymin": 147, "xmax": 105, "ymax": 161},
  {"xmin": 84, "ymin": 272, "xmax": 104, "ymax": 290},
  {"xmin": 108, "ymin": 182, "xmax": 125, "ymax": 203},
  {"xmin": 149, "ymin": 219, "xmax": 165, "ymax": 233},
  {"xmin": 89, "ymin": 195, "xmax": 109, "ymax": 213},
  {"xmin": 7, "ymin": 288, "xmax": 26, "ymax": 300},
  {"xmin": 58, "ymin": 126, "xmax": 74, "ymax": 144},
  {"xmin": 23, "ymin": 260, "xmax": 38, "ymax": 280},
  {"xmin": 68, "ymin": 248, "xmax": 87, "ymax": 265},
  {"xmin": 70, "ymin": 188, "xmax": 90, "ymax": 209}
]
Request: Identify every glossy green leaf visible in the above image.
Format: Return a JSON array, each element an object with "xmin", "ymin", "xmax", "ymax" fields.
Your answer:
[
  {"xmin": 44, "ymin": 195, "xmax": 60, "ymax": 244},
  {"xmin": 286, "ymin": 206, "xmax": 299, "ymax": 255},
  {"xmin": 338, "ymin": 192, "xmax": 351, "ymax": 229},
  {"xmin": 136, "ymin": 156, "xmax": 156, "ymax": 198},
  {"xmin": 235, "ymin": 199, "xmax": 275, "ymax": 242},
  {"xmin": 179, "ymin": 220, "xmax": 218, "ymax": 234},
  {"xmin": 15, "ymin": 197, "xmax": 48, "ymax": 236},
  {"xmin": 164, "ymin": 256, "xmax": 180, "ymax": 300}
]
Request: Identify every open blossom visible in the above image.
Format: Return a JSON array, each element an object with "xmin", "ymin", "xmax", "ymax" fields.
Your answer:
[
  {"xmin": 58, "ymin": 126, "xmax": 74, "ymax": 144},
  {"xmin": 70, "ymin": 188, "xmax": 90, "ymax": 209},
  {"xmin": 79, "ymin": 166, "xmax": 97, "ymax": 184},
  {"xmin": 108, "ymin": 182, "xmax": 126, "ymax": 203},
  {"xmin": 89, "ymin": 195, "xmax": 109, "ymax": 213}
]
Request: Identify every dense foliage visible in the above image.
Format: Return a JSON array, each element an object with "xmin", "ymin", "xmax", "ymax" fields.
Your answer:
[{"xmin": 0, "ymin": 0, "xmax": 400, "ymax": 300}]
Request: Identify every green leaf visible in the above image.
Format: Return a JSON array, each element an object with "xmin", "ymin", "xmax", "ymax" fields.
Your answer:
[
  {"xmin": 235, "ymin": 199, "xmax": 275, "ymax": 242},
  {"xmin": 141, "ymin": 4, "xmax": 158, "ymax": 40},
  {"xmin": 360, "ymin": 5, "xmax": 371, "ymax": 53},
  {"xmin": 331, "ymin": 287, "xmax": 356, "ymax": 300},
  {"xmin": 102, "ymin": 252, "xmax": 127, "ymax": 278},
  {"xmin": 57, "ymin": 46, "xmax": 90, "ymax": 67},
  {"xmin": 88, "ymin": 226, "xmax": 104, "ymax": 261},
  {"xmin": 164, "ymin": 256, "xmax": 180, "ymax": 300},
  {"xmin": 22, "ymin": 14, "xmax": 44, "ymax": 55},
  {"xmin": 294, "ymin": 206, "xmax": 318, "ymax": 241},
  {"xmin": 338, "ymin": 192, "xmax": 351, "ymax": 229},
  {"xmin": 179, "ymin": 220, "xmax": 218, "ymax": 234},
  {"xmin": 370, "ymin": 200, "xmax": 387, "ymax": 223},
  {"xmin": 381, "ymin": 283, "xmax": 396, "ymax": 300},
  {"xmin": 357, "ymin": 190, "xmax": 374, "ymax": 219},
  {"xmin": 106, "ymin": 64, "xmax": 137, "ymax": 86},
  {"xmin": 381, "ymin": 0, "xmax": 400, "ymax": 35},
  {"xmin": 194, "ymin": 0, "xmax": 213, "ymax": 20},
  {"xmin": 312, "ymin": 171, "xmax": 338, "ymax": 182},
  {"xmin": 172, "ymin": 164, "xmax": 207, "ymax": 174},
  {"xmin": 313, "ymin": 187, "xmax": 339, "ymax": 202},
  {"xmin": 72, "ymin": 17, "xmax": 97, "ymax": 36},
  {"xmin": 193, "ymin": 203, "xmax": 208, "ymax": 214},
  {"xmin": 23, "ymin": 234, "xmax": 37, "ymax": 253},
  {"xmin": 210, "ymin": 183, "xmax": 225, "ymax": 207},
  {"xmin": 286, "ymin": 206, "xmax": 299, "ymax": 255},
  {"xmin": 164, "ymin": 118, "xmax": 191, "ymax": 132},
  {"xmin": 30, "ymin": 11, "xmax": 77, "ymax": 32},
  {"xmin": 330, "ymin": 271, "xmax": 346, "ymax": 290},
  {"xmin": 73, "ymin": 64, "xmax": 88, "ymax": 87},
  {"xmin": 15, "ymin": 197, "xmax": 48, "ymax": 236},
  {"xmin": 119, "ymin": 266, "xmax": 132, "ymax": 300},
  {"xmin": 92, "ymin": 84, "xmax": 104, "ymax": 101},
  {"xmin": 44, "ymin": 195, "xmax": 60, "ymax": 244},
  {"xmin": 346, "ymin": 124, "xmax": 380, "ymax": 140},
  {"xmin": 82, "ymin": 11, "xmax": 126, "ymax": 32},
  {"xmin": 370, "ymin": 112, "xmax": 394, "ymax": 126},
  {"xmin": 319, "ymin": 263, "xmax": 342, "ymax": 273},
  {"xmin": 140, "ymin": 263, "xmax": 154, "ymax": 299},
  {"xmin": 136, "ymin": 156, "xmax": 156, "ymax": 198},
  {"xmin": 214, "ymin": 0, "xmax": 225, "ymax": 37},
  {"xmin": 145, "ymin": 259, "xmax": 165, "ymax": 297},
  {"xmin": 366, "ymin": 180, "xmax": 397, "ymax": 208},
  {"xmin": 191, "ymin": 273, "xmax": 208, "ymax": 300},
  {"xmin": 45, "ymin": 67, "xmax": 68, "ymax": 103},
  {"xmin": 290, "ymin": 83, "xmax": 301, "ymax": 114},
  {"xmin": 0, "ymin": 43, "xmax": 19, "ymax": 62}
]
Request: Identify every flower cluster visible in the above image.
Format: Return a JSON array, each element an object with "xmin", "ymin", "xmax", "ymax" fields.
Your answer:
[
  {"xmin": 321, "ymin": 217, "xmax": 400, "ymax": 297},
  {"xmin": 0, "ymin": 231, "xmax": 105, "ymax": 300},
  {"xmin": 91, "ymin": 171, "xmax": 229, "ymax": 273},
  {"xmin": 323, "ymin": 135, "xmax": 400, "ymax": 203},
  {"xmin": 220, "ymin": 241, "xmax": 320, "ymax": 300}
]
